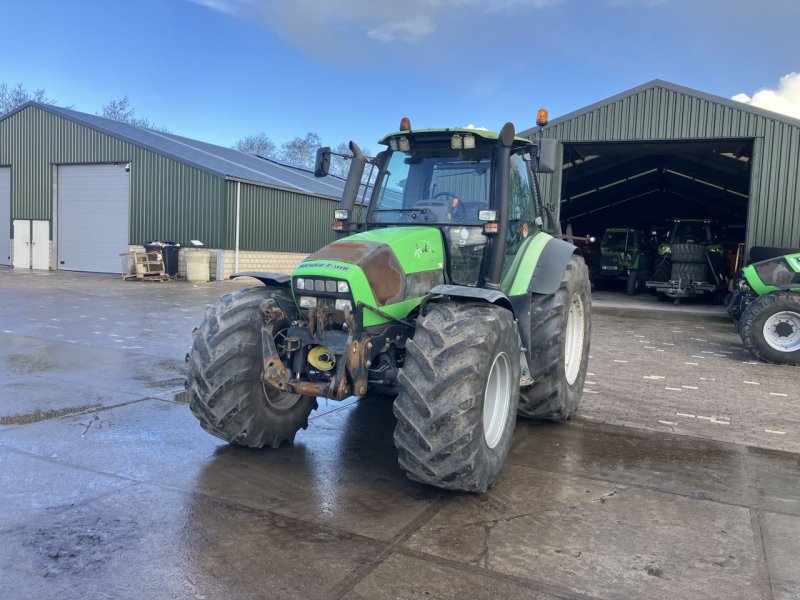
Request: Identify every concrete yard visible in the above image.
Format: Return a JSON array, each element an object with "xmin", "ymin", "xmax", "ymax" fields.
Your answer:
[{"xmin": 1, "ymin": 268, "xmax": 798, "ymax": 600}]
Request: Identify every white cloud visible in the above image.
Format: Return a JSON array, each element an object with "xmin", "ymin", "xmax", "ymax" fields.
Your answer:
[
  {"xmin": 367, "ymin": 16, "xmax": 436, "ymax": 43},
  {"xmin": 188, "ymin": 0, "xmax": 249, "ymax": 16},
  {"xmin": 732, "ymin": 73, "xmax": 800, "ymax": 120},
  {"xmin": 464, "ymin": 124, "xmax": 489, "ymax": 130},
  {"xmin": 189, "ymin": 0, "xmax": 562, "ymax": 44}
]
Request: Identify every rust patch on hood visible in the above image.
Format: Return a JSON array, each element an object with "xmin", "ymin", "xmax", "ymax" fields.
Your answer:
[
  {"xmin": 306, "ymin": 241, "xmax": 379, "ymax": 265},
  {"xmin": 305, "ymin": 240, "xmax": 406, "ymax": 306},
  {"xmin": 361, "ymin": 245, "xmax": 405, "ymax": 305}
]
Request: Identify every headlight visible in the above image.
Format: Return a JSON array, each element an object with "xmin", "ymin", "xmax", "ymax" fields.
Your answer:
[
  {"xmin": 337, "ymin": 281, "xmax": 350, "ymax": 293},
  {"xmin": 299, "ymin": 296, "xmax": 317, "ymax": 308},
  {"xmin": 295, "ymin": 278, "xmax": 306, "ymax": 290},
  {"xmin": 335, "ymin": 299, "xmax": 352, "ymax": 311}
]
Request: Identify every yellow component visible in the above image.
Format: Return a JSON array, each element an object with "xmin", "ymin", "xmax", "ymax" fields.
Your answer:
[{"xmin": 307, "ymin": 346, "xmax": 336, "ymax": 372}]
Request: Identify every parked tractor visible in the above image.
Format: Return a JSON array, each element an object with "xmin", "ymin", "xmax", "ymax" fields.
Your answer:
[
  {"xmin": 185, "ymin": 118, "xmax": 592, "ymax": 493},
  {"xmin": 646, "ymin": 218, "xmax": 728, "ymax": 303},
  {"xmin": 593, "ymin": 228, "xmax": 651, "ymax": 295},
  {"xmin": 728, "ymin": 250, "xmax": 800, "ymax": 365}
]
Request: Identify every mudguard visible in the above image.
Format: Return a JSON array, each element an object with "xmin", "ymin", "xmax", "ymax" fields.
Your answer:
[
  {"xmin": 429, "ymin": 284, "xmax": 513, "ymax": 311},
  {"xmin": 231, "ymin": 272, "xmax": 291, "ymax": 287},
  {"xmin": 529, "ymin": 237, "xmax": 578, "ymax": 295}
]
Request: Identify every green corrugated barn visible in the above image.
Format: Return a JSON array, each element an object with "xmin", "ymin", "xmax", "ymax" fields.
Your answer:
[
  {"xmin": 3, "ymin": 81, "xmax": 798, "ymax": 277},
  {"xmin": 521, "ymin": 80, "xmax": 800, "ymax": 255},
  {"xmin": 0, "ymin": 102, "xmax": 347, "ymax": 275}
]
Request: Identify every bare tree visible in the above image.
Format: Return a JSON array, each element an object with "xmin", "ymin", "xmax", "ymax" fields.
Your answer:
[
  {"xmin": 99, "ymin": 96, "xmax": 168, "ymax": 132},
  {"xmin": 329, "ymin": 142, "xmax": 352, "ymax": 178},
  {"xmin": 233, "ymin": 132, "xmax": 277, "ymax": 157},
  {"xmin": 279, "ymin": 132, "xmax": 322, "ymax": 169},
  {"xmin": 330, "ymin": 142, "xmax": 375, "ymax": 181},
  {"xmin": 0, "ymin": 82, "xmax": 59, "ymax": 114}
]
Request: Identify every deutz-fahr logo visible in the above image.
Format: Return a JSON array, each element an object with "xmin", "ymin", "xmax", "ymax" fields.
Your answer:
[{"xmin": 297, "ymin": 262, "xmax": 350, "ymax": 272}]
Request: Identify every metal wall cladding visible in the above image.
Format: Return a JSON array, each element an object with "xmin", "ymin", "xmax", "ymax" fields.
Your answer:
[
  {"xmin": 225, "ymin": 181, "xmax": 337, "ymax": 253},
  {"xmin": 532, "ymin": 85, "xmax": 800, "ymax": 250},
  {"xmin": 0, "ymin": 105, "xmax": 226, "ymax": 246}
]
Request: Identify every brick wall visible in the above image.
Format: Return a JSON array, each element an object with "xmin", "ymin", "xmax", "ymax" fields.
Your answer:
[{"xmin": 127, "ymin": 246, "xmax": 308, "ymax": 281}]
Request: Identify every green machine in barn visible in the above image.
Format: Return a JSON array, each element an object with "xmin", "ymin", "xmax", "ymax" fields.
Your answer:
[{"xmin": 186, "ymin": 116, "xmax": 592, "ymax": 492}]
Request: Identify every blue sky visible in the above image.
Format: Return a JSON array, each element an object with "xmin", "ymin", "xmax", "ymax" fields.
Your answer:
[{"xmin": 2, "ymin": 0, "xmax": 799, "ymax": 152}]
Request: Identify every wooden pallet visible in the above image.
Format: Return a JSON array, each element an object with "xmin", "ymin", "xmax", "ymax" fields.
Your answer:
[{"xmin": 120, "ymin": 251, "xmax": 169, "ymax": 282}]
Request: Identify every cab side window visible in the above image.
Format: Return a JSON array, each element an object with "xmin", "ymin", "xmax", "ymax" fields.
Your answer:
[{"xmin": 502, "ymin": 153, "xmax": 536, "ymax": 276}]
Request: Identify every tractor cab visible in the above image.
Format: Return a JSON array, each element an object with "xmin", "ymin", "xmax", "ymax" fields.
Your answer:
[{"xmin": 318, "ymin": 121, "xmax": 561, "ymax": 290}]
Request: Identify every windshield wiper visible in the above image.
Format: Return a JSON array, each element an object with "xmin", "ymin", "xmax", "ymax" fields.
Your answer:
[{"xmin": 373, "ymin": 208, "xmax": 429, "ymax": 213}]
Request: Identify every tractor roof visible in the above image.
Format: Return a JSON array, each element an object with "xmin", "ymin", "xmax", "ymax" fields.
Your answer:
[{"xmin": 379, "ymin": 127, "xmax": 530, "ymax": 147}]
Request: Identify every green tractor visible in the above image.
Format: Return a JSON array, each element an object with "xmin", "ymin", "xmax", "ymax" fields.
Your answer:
[
  {"xmin": 593, "ymin": 228, "xmax": 651, "ymax": 295},
  {"xmin": 185, "ymin": 120, "xmax": 592, "ymax": 493},
  {"xmin": 646, "ymin": 218, "xmax": 728, "ymax": 303},
  {"xmin": 727, "ymin": 249, "xmax": 800, "ymax": 365}
]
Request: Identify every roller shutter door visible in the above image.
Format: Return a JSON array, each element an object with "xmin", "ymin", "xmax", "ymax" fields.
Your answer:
[
  {"xmin": 57, "ymin": 165, "xmax": 129, "ymax": 273},
  {"xmin": 0, "ymin": 167, "xmax": 10, "ymax": 266}
]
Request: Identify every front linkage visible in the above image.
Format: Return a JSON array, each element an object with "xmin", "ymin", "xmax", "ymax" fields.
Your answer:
[{"xmin": 258, "ymin": 294, "xmax": 407, "ymax": 400}]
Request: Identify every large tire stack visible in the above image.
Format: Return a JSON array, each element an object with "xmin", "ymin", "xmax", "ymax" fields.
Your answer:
[{"xmin": 670, "ymin": 243, "xmax": 709, "ymax": 282}]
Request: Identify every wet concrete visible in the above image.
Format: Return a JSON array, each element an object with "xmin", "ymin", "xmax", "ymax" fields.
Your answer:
[{"xmin": 1, "ymin": 268, "xmax": 799, "ymax": 599}]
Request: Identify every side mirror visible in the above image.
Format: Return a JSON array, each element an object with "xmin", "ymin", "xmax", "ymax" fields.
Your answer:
[
  {"xmin": 315, "ymin": 146, "xmax": 331, "ymax": 178},
  {"xmin": 534, "ymin": 139, "xmax": 561, "ymax": 174}
]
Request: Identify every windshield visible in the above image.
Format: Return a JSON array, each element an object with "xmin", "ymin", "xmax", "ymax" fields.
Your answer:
[
  {"xmin": 672, "ymin": 221, "xmax": 709, "ymax": 244},
  {"xmin": 369, "ymin": 144, "xmax": 492, "ymax": 225},
  {"xmin": 602, "ymin": 230, "xmax": 630, "ymax": 252}
]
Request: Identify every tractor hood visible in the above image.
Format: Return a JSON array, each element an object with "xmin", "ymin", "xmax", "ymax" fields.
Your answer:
[{"xmin": 292, "ymin": 226, "xmax": 445, "ymax": 312}]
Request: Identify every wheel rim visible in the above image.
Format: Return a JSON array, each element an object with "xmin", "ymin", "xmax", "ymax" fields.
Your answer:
[
  {"xmin": 262, "ymin": 326, "xmax": 303, "ymax": 410},
  {"xmin": 483, "ymin": 352, "xmax": 511, "ymax": 449},
  {"xmin": 762, "ymin": 310, "xmax": 800, "ymax": 352},
  {"xmin": 262, "ymin": 384, "xmax": 302, "ymax": 410},
  {"xmin": 564, "ymin": 292, "xmax": 586, "ymax": 385}
]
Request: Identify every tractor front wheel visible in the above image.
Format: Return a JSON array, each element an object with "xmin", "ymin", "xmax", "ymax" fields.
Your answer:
[
  {"xmin": 519, "ymin": 255, "xmax": 591, "ymax": 421},
  {"xmin": 186, "ymin": 286, "xmax": 317, "ymax": 448},
  {"xmin": 739, "ymin": 292, "xmax": 800, "ymax": 365},
  {"xmin": 393, "ymin": 303, "xmax": 520, "ymax": 492}
]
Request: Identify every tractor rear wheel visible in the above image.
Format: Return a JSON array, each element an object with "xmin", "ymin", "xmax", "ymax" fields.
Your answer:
[
  {"xmin": 393, "ymin": 303, "xmax": 520, "ymax": 492},
  {"xmin": 626, "ymin": 270, "xmax": 640, "ymax": 295},
  {"xmin": 739, "ymin": 292, "xmax": 800, "ymax": 365},
  {"xmin": 519, "ymin": 255, "xmax": 591, "ymax": 421},
  {"xmin": 186, "ymin": 286, "xmax": 317, "ymax": 447}
]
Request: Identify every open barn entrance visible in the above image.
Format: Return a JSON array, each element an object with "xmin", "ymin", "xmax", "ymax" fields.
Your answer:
[{"xmin": 559, "ymin": 139, "xmax": 752, "ymax": 247}]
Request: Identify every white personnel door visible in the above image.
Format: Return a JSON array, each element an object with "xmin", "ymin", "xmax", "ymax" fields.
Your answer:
[
  {"xmin": 12, "ymin": 219, "xmax": 30, "ymax": 269},
  {"xmin": 31, "ymin": 220, "xmax": 49, "ymax": 270}
]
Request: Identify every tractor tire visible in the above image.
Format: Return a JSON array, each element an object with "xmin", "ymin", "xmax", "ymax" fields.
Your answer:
[
  {"xmin": 671, "ymin": 243, "xmax": 707, "ymax": 263},
  {"xmin": 626, "ymin": 270, "xmax": 640, "ymax": 296},
  {"xmin": 652, "ymin": 257, "xmax": 671, "ymax": 282},
  {"xmin": 186, "ymin": 286, "xmax": 317, "ymax": 448},
  {"xmin": 671, "ymin": 261, "xmax": 708, "ymax": 282},
  {"xmin": 519, "ymin": 255, "xmax": 591, "ymax": 421},
  {"xmin": 393, "ymin": 303, "xmax": 520, "ymax": 492},
  {"xmin": 739, "ymin": 292, "xmax": 800, "ymax": 365}
]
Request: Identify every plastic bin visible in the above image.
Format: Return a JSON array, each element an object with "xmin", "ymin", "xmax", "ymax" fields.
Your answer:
[
  {"xmin": 145, "ymin": 241, "xmax": 181, "ymax": 277},
  {"xmin": 185, "ymin": 249, "xmax": 210, "ymax": 282}
]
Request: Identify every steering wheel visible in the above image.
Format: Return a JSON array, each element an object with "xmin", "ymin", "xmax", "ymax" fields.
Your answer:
[{"xmin": 433, "ymin": 192, "xmax": 466, "ymax": 221}]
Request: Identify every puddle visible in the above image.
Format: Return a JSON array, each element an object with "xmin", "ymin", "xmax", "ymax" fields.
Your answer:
[{"xmin": 0, "ymin": 404, "xmax": 102, "ymax": 425}]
